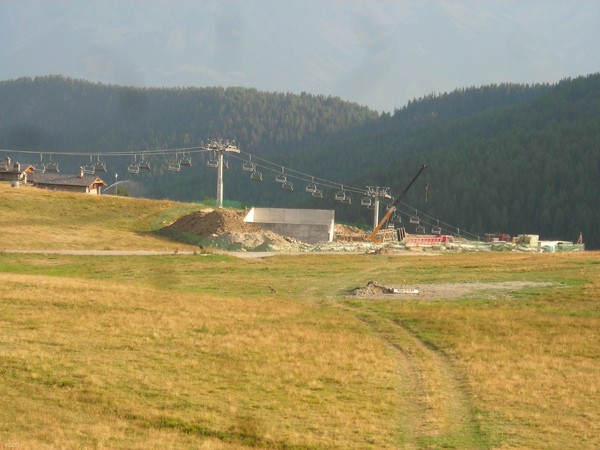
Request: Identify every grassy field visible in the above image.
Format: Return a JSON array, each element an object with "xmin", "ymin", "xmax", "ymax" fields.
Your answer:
[
  {"xmin": 0, "ymin": 183, "xmax": 202, "ymax": 250},
  {"xmin": 1, "ymin": 183, "xmax": 599, "ymax": 449}
]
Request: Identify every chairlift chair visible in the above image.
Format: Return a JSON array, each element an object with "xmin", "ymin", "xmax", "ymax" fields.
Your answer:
[
  {"xmin": 415, "ymin": 224, "xmax": 426, "ymax": 234},
  {"xmin": 275, "ymin": 168, "xmax": 287, "ymax": 183},
  {"xmin": 305, "ymin": 177, "xmax": 317, "ymax": 193},
  {"xmin": 167, "ymin": 160, "xmax": 181, "ymax": 172},
  {"xmin": 432, "ymin": 220, "xmax": 441, "ymax": 235},
  {"xmin": 82, "ymin": 155, "xmax": 95, "ymax": 175},
  {"xmin": 409, "ymin": 210, "xmax": 420, "ymax": 224},
  {"xmin": 222, "ymin": 159, "xmax": 229, "ymax": 170},
  {"xmin": 361, "ymin": 196, "xmax": 372, "ymax": 207},
  {"xmin": 139, "ymin": 155, "xmax": 151, "ymax": 171},
  {"xmin": 341, "ymin": 196, "xmax": 352, "ymax": 205},
  {"xmin": 33, "ymin": 154, "xmax": 46, "ymax": 173},
  {"xmin": 179, "ymin": 153, "xmax": 192, "ymax": 167},
  {"xmin": 282, "ymin": 180, "xmax": 294, "ymax": 191},
  {"xmin": 1, "ymin": 156, "xmax": 11, "ymax": 172},
  {"xmin": 44, "ymin": 154, "xmax": 59, "ymax": 173},
  {"xmin": 242, "ymin": 156, "xmax": 255, "ymax": 172},
  {"xmin": 334, "ymin": 188, "xmax": 347, "ymax": 201},
  {"xmin": 127, "ymin": 155, "xmax": 140, "ymax": 174},
  {"xmin": 94, "ymin": 154, "xmax": 107, "ymax": 173},
  {"xmin": 392, "ymin": 212, "xmax": 401, "ymax": 223},
  {"xmin": 207, "ymin": 151, "xmax": 219, "ymax": 168},
  {"xmin": 312, "ymin": 189, "xmax": 323, "ymax": 198},
  {"xmin": 250, "ymin": 170, "xmax": 263, "ymax": 181}
]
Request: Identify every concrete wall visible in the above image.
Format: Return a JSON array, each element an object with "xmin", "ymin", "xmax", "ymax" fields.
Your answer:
[{"xmin": 244, "ymin": 207, "xmax": 335, "ymax": 243}]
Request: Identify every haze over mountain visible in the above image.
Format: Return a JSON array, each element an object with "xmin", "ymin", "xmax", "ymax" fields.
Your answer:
[{"xmin": 2, "ymin": 1, "xmax": 600, "ymax": 112}]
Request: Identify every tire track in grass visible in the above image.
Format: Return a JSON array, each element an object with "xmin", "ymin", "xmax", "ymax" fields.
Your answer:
[{"xmin": 337, "ymin": 303, "xmax": 485, "ymax": 449}]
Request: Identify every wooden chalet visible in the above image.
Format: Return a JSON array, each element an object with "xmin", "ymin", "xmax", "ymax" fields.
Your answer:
[{"xmin": 28, "ymin": 167, "xmax": 107, "ymax": 195}]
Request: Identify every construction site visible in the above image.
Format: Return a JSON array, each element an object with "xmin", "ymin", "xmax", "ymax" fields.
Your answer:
[
  {"xmin": 3, "ymin": 144, "xmax": 586, "ymax": 254},
  {"xmin": 160, "ymin": 206, "xmax": 584, "ymax": 254}
]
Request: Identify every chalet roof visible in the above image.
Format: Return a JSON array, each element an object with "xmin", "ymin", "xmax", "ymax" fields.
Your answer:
[
  {"xmin": 0, "ymin": 163, "xmax": 34, "ymax": 174},
  {"xmin": 29, "ymin": 172, "xmax": 107, "ymax": 187}
]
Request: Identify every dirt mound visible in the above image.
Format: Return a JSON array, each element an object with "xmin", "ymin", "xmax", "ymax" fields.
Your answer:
[
  {"xmin": 168, "ymin": 209, "xmax": 263, "ymax": 236},
  {"xmin": 350, "ymin": 281, "xmax": 396, "ymax": 296},
  {"xmin": 163, "ymin": 209, "xmax": 298, "ymax": 251}
]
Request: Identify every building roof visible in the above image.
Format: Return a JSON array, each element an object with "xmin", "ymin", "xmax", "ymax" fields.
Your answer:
[
  {"xmin": 0, "ymin": 163, "xmax": 34, "ymax": 174},
  {"xmin": 29, "ymin": 171, "xmax": 107, "ymax": 187}
]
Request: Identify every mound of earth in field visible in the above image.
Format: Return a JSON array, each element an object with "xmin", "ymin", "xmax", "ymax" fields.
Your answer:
[
  {"xmin": 161, "ymin": 209, "xmax": 299, "ymax": 251},
  {"xmin": 350, "ymin": 281, "xmax": 397, "ymax": 296}
]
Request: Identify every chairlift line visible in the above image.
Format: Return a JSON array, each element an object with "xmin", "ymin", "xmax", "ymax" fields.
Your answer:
[{"xmin": 2, "ymin": 146, "xmax": 480, "ymax": 241}]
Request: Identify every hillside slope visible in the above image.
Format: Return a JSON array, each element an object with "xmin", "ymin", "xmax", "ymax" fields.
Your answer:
[
  {"xmin": 0, "ymin": 183, "xmax": 201, "ymax": 250},
  {"xmin": 1, "ymin": 74, "xmax": 597, "ymax": 248}
]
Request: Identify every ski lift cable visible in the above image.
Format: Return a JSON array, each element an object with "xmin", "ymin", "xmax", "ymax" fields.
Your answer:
[
  {"xmin": 394, "ymin": 203, "xmax": 481, "ymax": 240},
  {"xmin": 232, "ymin": 150, "xmax": 369, "ymax": 195}
]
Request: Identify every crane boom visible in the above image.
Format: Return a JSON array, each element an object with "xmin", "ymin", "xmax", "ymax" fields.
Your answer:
[{"xmin": 367, "ymin": 164, "xmax": 429, "ymax": 242}]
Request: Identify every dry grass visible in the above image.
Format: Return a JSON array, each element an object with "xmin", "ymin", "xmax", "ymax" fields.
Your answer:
[
  {"xmin": 1, "ymin": 185, "xmax": 599, "ymax": 448},
  {"xmin": 0, "ymin": 182, "xmax": 201, "ymax": 250},
  {"xmin": 0, "ymin": 269, "xmax": 399, "ymax": 449}
]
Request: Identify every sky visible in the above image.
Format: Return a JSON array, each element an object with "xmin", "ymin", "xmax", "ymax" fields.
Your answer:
[{"xmin": 1, "ymin": 0, "xmax": 600, "ymax": 112}]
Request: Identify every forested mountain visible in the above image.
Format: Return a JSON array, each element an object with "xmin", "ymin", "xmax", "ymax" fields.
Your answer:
[{"xmin": 0, "ymin": 74, "xmax": 598, "ymax": 249}]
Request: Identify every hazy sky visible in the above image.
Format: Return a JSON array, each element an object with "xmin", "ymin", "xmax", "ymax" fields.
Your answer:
[{"xmin": 1, "ymin": 0, "xmax": 599, "ymax": 112}]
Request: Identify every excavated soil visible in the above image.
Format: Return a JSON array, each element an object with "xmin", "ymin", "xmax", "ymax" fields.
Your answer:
[
  {"xmin": 168, "ymin": 209, "xmax": 262, "ymax": 236},
  {"xmin": 163, "ymin": 209, "xmax": 297, "ymax": 251},
  {"xmin": 350, "ymin": 280, "xmax": 554, "ymax": 300}
]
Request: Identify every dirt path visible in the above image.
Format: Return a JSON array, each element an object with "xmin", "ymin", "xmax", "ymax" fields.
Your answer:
[{"xmin": 337, "ymin": 303, "xmax": 482, "ymax": 448}]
